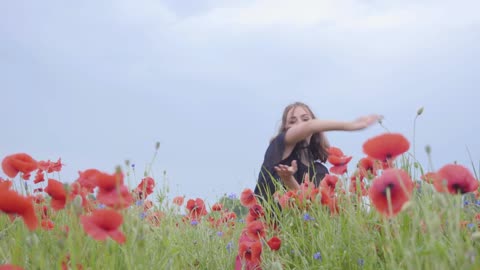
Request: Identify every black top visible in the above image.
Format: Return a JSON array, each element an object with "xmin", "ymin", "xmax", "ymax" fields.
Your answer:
[{"xmin": 254, "ymin": 132, "xmax": 329, "ymax": 200}]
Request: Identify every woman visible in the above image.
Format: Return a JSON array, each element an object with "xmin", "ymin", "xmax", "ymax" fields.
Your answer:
[{"xmin": 254, "ymin": 102, "xmax": 380, "ymax": 201}]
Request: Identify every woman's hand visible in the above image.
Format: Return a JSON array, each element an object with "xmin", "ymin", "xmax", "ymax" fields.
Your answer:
[
  {"xmin": 274, "ymin": 160, "xmax": 300, "ymax": 190},
  {"xmin": 347, "ymin": 114, "xmax": 382, "ymax": 131}
]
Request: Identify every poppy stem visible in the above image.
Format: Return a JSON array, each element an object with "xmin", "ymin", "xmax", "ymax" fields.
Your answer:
[
  {"xmin": 465, "ymin": 146, "xmax": 478, "ymax": 180},
  {"xmin": 386, "ymin": 188, "xmax": 393, "ymax": 217}
]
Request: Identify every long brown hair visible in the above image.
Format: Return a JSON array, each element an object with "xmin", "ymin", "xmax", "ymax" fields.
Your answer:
[{"xmin": 276, "ymin": 102, "xmax": 330, "ymax": 163}]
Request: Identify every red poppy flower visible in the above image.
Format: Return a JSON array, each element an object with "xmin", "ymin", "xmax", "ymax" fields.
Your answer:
[
  {"xmin": 172, "ymin": 196, "xmax": 184, "ymax": 206},
  {"xmin": 330, "ymin": 165, "xmax": 348, "ymax": 175},
  {"xmin": 235, "ymin": 255, "xmax": 261, "ymax": 270},
  {"xmin": 433, "ymin": 164, "xmax": 478, "ymax": 194},
  {"xmin": 278, "ymin": 190, "xmax": 297, "ymax": 209},
  {"xmin": 357, "ymin": 157, "xmax": 380, "ymax": 178},
  {"xmin": 363, "ymin": 133, "xmax": 410, "ymax": 162},
  {"xmin": 94, "ymin": 171, "xmax": 124, "ymax": 191},
  {"xmin": 249, "ymin": 204, "xmax": 265, "ymax": 219},
  {"xmin": 320, "ymin": 175, "xmax": 339, "ymax": 196},
  {"xmin": 76, "ymin": 169, "xmax": 101, "ymax": 192},
  {"xmin": 327, "ymin": 147, "xmax": 352, "ymax": 165},
  {"xmin": 37, "ymin": 160, "xmax": 50, "ymax": 171},
  {"xmin": 186, "ymin": 198, "xmax": 208, "ymax": 220},
  {"xmin": 146, "ymin": 211, "xmax": 164, "ymax": 226},
  {"xmin": 69, "ymin": 182, "xmax": 93, "ymax": 211},
  {"xmin": 41, "ymin": 219, "xmax": 55, "ymax": 230},
  {"xmin": 143, "ymin": 200, "xmax": 154, "ymax": 211},
  {"xmin": 80, "ymin": 209, "xmax": 126, "ymax": 244},
  {"xmin": 33, "ymin": 169, "xmax": 45, "ymax": 184},
  {"xmin": 49, "ymin": 158, "xmax": 63, "ymax": 173},
  {"xmin": 211, "ymin": 203, "xmax": 223, "ymax": 211},
  {"xmin": 0, "ymin": 180, "xmax": 12, "ymax": 190},
  {"xmin": 44, "ymin": 179, "xmax": 67, "ymax": 211},
  {"xmin": 134, "ymin": 177, "xmax": 155, "ymax": 199},
  {"xmin": 21, "ymin": 172, "xmax": 31, "ymax": 180},
  {"xmin": 327, "ymin": 147, "xmax": 344, "ymax": 156},
  {"xmin": 240, "ymin": 189, "xmax": 258, "ymax": 208},
  {"xmin": 238, "ymin": 240, "xmax": 262, "ymax": 264},
  {"xmin": 267, "ymin": 236, "xmax": 281, "ymax": 251},
  {"xmin": 96, "ymin": 185, "xmax": 133, "ymax": 209},
  {"xmin": 246, "ymin": 220, "xmax": 266, "ymax": 240},
  {"xmin": 368, "ymin": 169, "xmax": 414, "ymax": 217},
  {"xmin": 0, "ymin": 188, "xmax": 38, "ymax": 230},
  {"xmin": 221, "ymin": 211, "xmax": 237, "ymax": 223},
  {"xmin": 2, "ymin": 153, "xmax": 38, "ymax": 178}
]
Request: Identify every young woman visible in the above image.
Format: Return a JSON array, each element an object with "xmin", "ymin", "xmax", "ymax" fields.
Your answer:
[{"xmin": 254, "ymin": 102, "xmax": 380, "ymax": 201}]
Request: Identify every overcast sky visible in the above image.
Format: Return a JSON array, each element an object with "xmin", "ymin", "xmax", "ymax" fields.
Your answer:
[{"xmin": 1, "ymin": 0, "xmax": 479, "ymax": 205}]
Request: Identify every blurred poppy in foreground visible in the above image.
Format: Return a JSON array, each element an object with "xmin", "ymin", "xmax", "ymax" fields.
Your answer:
[
  {"xmin": 80, "ymin": 209, "xmax": 126, "ymax": 244},
  {"xmin": 44, "ymin": 179, "xmax": 67, "ymax": 211},
  {"xmin": 363, "ymin": 133, "xmax": 410, "ymax": 163},
  {"xmin": 2, "ymin": 153, "xmax": 38, "ymax": 178},
  {"xmin": 433, "ymin": 164, "xmax": 478, "ymax": 194},
  {"xmin": 368, "ymin": 169, "xmax": 414, "ymax": 217},
  {"xmin": 0, "ymin": 188, "xmax": 38, "ymax": 230}
]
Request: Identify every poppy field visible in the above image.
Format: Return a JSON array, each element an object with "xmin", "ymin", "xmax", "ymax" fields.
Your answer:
[{"xmin": 1, "ymin": 129, "xmax": 480, "ymax": 269}]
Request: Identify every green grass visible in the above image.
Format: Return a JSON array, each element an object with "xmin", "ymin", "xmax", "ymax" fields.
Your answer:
[{"xmin": 1, "ymin": 171, "xmax": 480, "ymax": 270}]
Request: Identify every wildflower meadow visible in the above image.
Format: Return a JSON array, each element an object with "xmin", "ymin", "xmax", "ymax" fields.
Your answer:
[{"xmin": 1, "ymin": 110, "xmax": 479, "ymax": 270}]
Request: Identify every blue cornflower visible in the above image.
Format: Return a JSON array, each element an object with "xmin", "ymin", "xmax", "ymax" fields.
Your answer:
[
  {"xmin": 131, "ymin": 164, "xmax": 135, "ymax": 168},
  {"xmin": 226, "ymin": 241, "xmax": 233, "ymax": 252},
  {"xmin": 217, "ymin": 231, "xmax": 224, "ymax": 237},
  {"xmin": 139, "ymin": 212, "xmax": 147, "ymax": 220},
  {"xmin": 476, "ymin": 200, "xmax": 480, "ymax": 206},
  {"xmin": 468, "ymin": 223, "xmax": 475, "ymax": 229},
  {"xmin": 228, "ymin": 193, "xmax": 237, "ymax": 199},
  {"xmin": 358, "ymin": 258, "xmax": 365, "ymax": 266},
  {"xmin": 97, "ymin": 204, "xmax": 106, "ymax": 209},
  {"xmin": 191, "ymin": 220, "xmax": 199, "ymax": 226},
  {"xmin": 314, "ymin": 252, "xmax": 322, "ymax": 261},
  {"xmin": 464, "ymin": 200, "xmax": 470, "ymax": 206},
  {"xmin": 136, "ymin": 200, "xmax": 144, "ymax": 206},
  {"xmin": 303, "ymin": 213, "xmax": 314, "ymax": 221},
  {"xmin": 239, "ymin": 218, "xmax": 245, "ymax": 223}
]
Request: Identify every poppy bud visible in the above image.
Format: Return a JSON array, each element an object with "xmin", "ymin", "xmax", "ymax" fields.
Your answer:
[
  {"xmin": 417, "ymin": 107, "xmax": 424, "ymax": 116},
  {"xmin": 155, "ymin": 142, "xmax": 161, "ymax": 150},
  {"xmin": 425, "ymin": 145, "xmax": 431, "ymax": 155}
]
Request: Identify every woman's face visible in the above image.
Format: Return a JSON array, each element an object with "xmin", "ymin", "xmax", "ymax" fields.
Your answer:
[{"xmin": 285, "ymin": 106, "xmax": 312, "ymax": 130}]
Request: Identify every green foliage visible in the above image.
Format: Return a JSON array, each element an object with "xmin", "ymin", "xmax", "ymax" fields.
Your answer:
[{"xmin": 218, "ymin": 195, "xmax": 249, "ymax": 218}]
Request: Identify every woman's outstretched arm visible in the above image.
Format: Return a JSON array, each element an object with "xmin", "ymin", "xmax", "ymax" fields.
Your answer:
[{"xmin": 284, "ymin": 114, "xmax": 381, "ymax": 146}]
